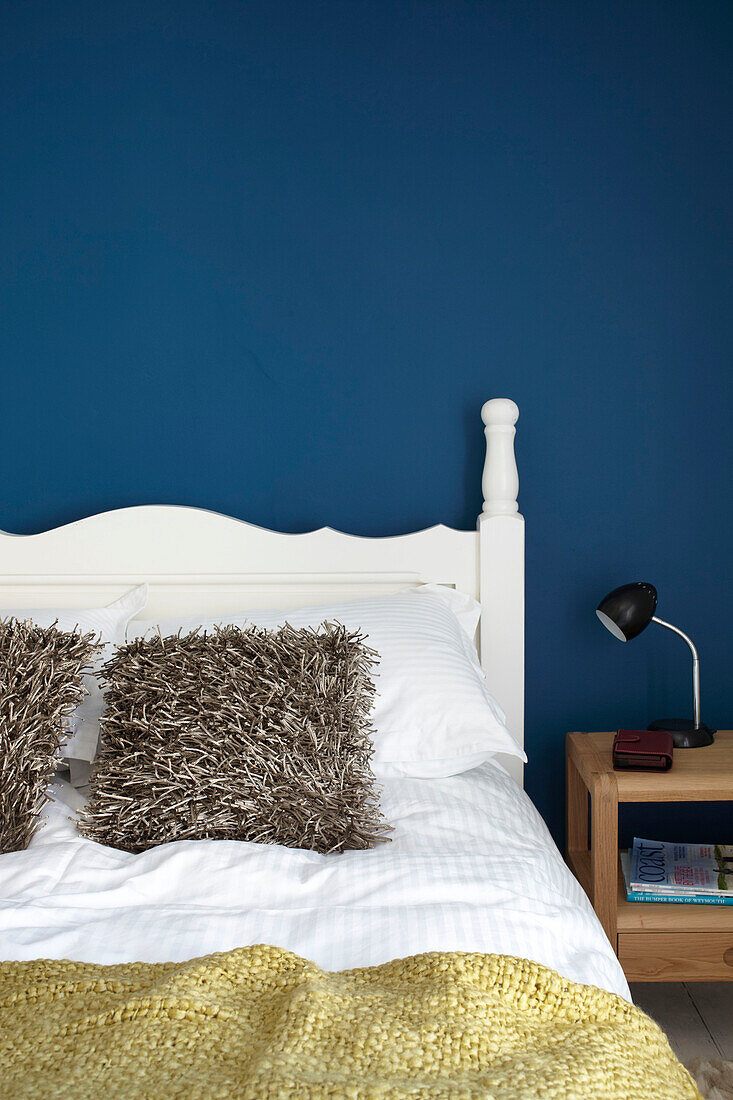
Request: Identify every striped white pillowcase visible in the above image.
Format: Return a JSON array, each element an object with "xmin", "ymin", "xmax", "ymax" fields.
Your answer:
[{"xmin": 128, "ymin": 585, "xmax": 525, "ymax": 777}]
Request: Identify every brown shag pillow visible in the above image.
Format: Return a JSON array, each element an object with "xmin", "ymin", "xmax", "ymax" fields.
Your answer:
[
  {"xmin": 0, "ymin": 619, "xmax": 101, "ymax": 854},
  {"xmin": 77, "ymin": 623, "xmax": 390, "ymax": 855}
]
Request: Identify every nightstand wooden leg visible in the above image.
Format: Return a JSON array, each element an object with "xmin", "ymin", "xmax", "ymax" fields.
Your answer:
[
  {"xmin": 591, "ymin": 773, "xmax": 618, "ymax": 947},
  {"xmin": 566, "ymin": 752, "xmax": 587, "ymax": 855}
]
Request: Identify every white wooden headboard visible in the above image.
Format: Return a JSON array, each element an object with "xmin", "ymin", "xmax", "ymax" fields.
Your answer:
[{"xmin": 0, "ymin": 398, "xmax": 525, "ymax": 782}]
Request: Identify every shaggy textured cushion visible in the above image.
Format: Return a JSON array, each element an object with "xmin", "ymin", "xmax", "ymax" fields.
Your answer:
[
  {"xmin": 0, "ymin": 620, "xmax": 100, "ymax": 854},
  {"xmin": 78, "ymin": 623, "xmax": 389, "ymax": 855}
]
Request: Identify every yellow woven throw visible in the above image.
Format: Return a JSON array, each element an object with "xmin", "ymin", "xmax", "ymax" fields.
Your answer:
[{"xmin": 0, "ymin": 945, "xmax": 700, "ymax": 1100}]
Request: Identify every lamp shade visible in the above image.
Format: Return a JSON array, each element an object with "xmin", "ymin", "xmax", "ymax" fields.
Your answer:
[{"xmin": 596, "ymin": 582, "xmax": 658, "ymax": 642}]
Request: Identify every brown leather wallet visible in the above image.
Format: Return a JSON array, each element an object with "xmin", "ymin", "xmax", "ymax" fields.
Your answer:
[{"xmin": 612, "ymin": 729, "xmax": 674, "ymax": 771}]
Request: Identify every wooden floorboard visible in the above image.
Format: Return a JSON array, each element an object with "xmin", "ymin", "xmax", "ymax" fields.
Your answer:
[
  {"xmin": 685, "ymin": 984, "xmax": 733, "ymax": 1060},
  {"xmin": 629, "ymin": 983, "xmax": 723, "ymax": 1063}
]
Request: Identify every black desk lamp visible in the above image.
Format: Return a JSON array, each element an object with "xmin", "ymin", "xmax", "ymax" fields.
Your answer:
[{"xmin": 596, "ymin": 582, "xmax": 715, "ymax": 748}]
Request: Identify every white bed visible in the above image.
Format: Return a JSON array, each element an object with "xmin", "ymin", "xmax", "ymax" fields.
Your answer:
[
  {"xmin": 0, "ymin": 399, "xmax": 629, "ymax": 1001},
  {"xmin": 0, "ymin": 762, "xmax": 628, "ymax": 998}
]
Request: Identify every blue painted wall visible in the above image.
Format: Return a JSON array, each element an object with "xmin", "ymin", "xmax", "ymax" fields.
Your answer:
[{"xmin": 3, "ymin": 1, "xmax": 731, "ymax": 842}]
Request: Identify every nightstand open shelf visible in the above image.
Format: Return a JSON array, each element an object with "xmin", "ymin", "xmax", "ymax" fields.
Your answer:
[{"xmin": 566, "ymin": 730, "xmax": 733, "ymax": 982}]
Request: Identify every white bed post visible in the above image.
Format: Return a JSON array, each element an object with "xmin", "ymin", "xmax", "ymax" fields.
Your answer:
[{"xmin": 478, "ymin": 399, "xmax": 525, "ymax": 783}]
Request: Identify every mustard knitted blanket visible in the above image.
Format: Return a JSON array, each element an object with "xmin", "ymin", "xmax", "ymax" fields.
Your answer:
[{"xmin": 0, "ymin": 945, "xmax": 700, "ymax": 1099}]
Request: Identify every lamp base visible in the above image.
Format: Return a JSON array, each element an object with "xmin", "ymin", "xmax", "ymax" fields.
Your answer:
[{"xmin": 647, "ymin": 719, "xmax": 716, "ymax": 749}]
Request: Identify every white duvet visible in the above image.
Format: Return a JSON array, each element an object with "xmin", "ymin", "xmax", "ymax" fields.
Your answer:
[{"xmin": 0, "ymin": 761, "xmax": 629, "ymax": 1000}]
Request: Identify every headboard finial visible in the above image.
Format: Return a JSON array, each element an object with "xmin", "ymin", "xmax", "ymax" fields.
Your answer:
[
  {"xmin": 481, "ymin": 397, "xmax": 519, "ymax": 428},
  {"xmin": 481, "ymin": 398, "xmax": 520, "ymax": 517}
]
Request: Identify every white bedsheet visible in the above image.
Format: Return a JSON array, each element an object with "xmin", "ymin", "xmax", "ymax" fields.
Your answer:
[{"xmin": 0, "ymin": 761, "xmax": 629, "ymax": 1000}]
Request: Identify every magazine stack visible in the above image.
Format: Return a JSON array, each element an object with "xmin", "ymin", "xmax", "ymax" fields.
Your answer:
[{"xmin": 620, "ymin": 838, "xmax": 733, "ymax": 905}]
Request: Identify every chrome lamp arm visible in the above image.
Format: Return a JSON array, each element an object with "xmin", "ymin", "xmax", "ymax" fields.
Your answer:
[{"xmin": 651, "ymin": 616, "xmax": 701, "ymax": 729}]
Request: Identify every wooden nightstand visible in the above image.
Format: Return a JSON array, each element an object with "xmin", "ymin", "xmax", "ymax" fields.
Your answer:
[{"xmin": 566, "ymin": 730, "xmax": 733, "ymax": 982}]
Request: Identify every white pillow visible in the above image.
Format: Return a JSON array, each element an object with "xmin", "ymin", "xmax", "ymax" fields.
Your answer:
[
  {"xmin": 129, "ymin": 585, "xmax": 524, "ymax": 777},
  {"xmin": 2, "ymin": 586, "xmax": 148, "ymax": 765},
  {"xmin": 374, "ymin": 752, "xmax": 494, "ymax": 779}
]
